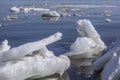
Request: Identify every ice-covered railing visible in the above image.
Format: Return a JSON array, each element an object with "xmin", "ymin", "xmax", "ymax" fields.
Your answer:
[{"xmin": 0, "ymin": 32, "xmax": 70, "ymax": 80}]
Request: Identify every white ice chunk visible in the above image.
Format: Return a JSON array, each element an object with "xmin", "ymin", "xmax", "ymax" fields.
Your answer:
[
  {"xmin": 4, "ymin": 16, "xmax": 18, "ymax": 21},
  {"xmin": 76, "ymin": 19, "xmax": 106, "ymax": 51},
  {"xmin": 70, "ymin": 37, "xmax": 96, "ymax": 53},
  {"xmin": 93, "ymin": 39, "xmax": 120, "ymax": 70},
  {"xmin": 0, "ymin": 24, "xmax": 2, "ymax": 27},
  {"xmin": 10, "ymin": 7, "xmax": 50, "ymax": 13},
  {"xmin": 10, "ymin": 7, "xmax": 20, "ymax": 12},
  {"xmin": 34, "ymin": 46, "xmax": 55, "ymax": 57},
  {"xmin": 101, "ymin": 53, "xmax": 120, "ymax": 80},
  {"xmin": 65, "ymin": 37, "xmax": 97, "ymax": 57},
  {"xmin": 0, "ymin": 32, "xmax": 62, "ymax": 61},
  {"xmin": 105, "ymin": 18, "xmax": 111, "ymax": 22},
  {"xmin": 30, "ymin": 8, "xmax": 50, "ymax": 12},
  {"xmin": 23, "ymin": 8, "xmax": 30, "ymax": 13},
  {"xmin": 65, "ymin": 19, "xmax": 106, "ymax": 57},
  {"xmin": 0, "ymin": 48, "xmax": 70, "ymax": 80},
  {"xmin": 0, "ymin": 40, "xmax": 11, "ymax": 53},
  {"xmin": 42, "ymin": 11, "xmax": 60, "ymax": 17}
]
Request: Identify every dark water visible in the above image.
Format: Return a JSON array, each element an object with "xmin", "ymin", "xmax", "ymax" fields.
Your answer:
[{"xmin": 0, "ymin": 0, "xmax": 120, "ymax": 80}]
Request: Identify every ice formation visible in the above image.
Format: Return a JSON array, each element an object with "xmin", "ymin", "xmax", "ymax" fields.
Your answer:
[
  {"xmin": 105, "ymin": 18, "xmax": 111, "ymax": 22},
  {"xmin": 0, "ymin": 24, "xmax": 2, "ymax": 27},
  {"xmin": 101, "ymin": 52, "xmax": 120, "ymax": 80},
  {"xmin": 65, "ymin": 19, "xmax": 106, "ymax": 57},
  {"xmin": 10, "ymin": 7, "xmax": 50, "ymax": 13},
  {"xmin": 76, "ymin": 19, "xmax": 106, "ymax": 51},
  {"xmin": 30, "ymin": 8, "xmax": 50, "ymax": 12},
  {"xmin": 0, "ymin": 40, "xmax": 11, "ymax": 53},
  {"xmin": 4, "ymin": 16, "xmax": 18, "ymax": 21},
  {"xmin": 57, "ymin": 5, "xmax": 117, "ymax": 9},
  {"xmin": 93, "ymin": 39, "xmax": 120, "ymax": 70},
  {"xmin": 0, "ymin": 32, "xmax": 62, "ymax": 61},
  {"xmin": 66, "ymin": 37, "xmax": 97, "ymax": 57},
  {"xmin": 0, "ymin": 47, "xmax": 70, "ymax": 80},
  {"xmin": 0, "ymin": 32, "xmax": 70, "ymax": 80},
  {"xmin": 10, "ymin": 7, "xmax": 20, "ymax": 12},
  {"xmin": 42, "ymin": 11, "xmax": 60, "ymax": 17}
]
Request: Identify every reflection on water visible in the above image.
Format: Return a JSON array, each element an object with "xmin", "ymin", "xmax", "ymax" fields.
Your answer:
[
  {"xmin": 42, "ymin": 17, "xmax": 60, "ymax": 21},
  {"xmin": 69, "ymin": 56, "xmax": 95, "ymax": 80},
  {"xmin": 26, "ymin": 72, "xmax": 70, "ymax": 80}
]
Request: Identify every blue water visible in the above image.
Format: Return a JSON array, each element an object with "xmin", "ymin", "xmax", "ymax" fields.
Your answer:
[{"xmin": 0, "ymin": 0, "xmax": 120, "ymax": 80}]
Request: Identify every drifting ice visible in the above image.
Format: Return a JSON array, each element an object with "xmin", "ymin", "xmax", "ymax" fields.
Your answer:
[
  {"xmin": 0, "ymin": 32, "xmax": 62, "ymax": 61},
  {"xmin": 66, "ymin": 37, "xmax": 97, "ymax": 57},
  {"xmin": 0, "ymin": 40, "xmax": 11, "ymax": 53},
  {"xmin": 42, "ymin": 11, "xmax": 60, "ymax": 17},
  {"xmin": 65, "ymin": 19, "xmax": 106, "ymax": 57},
  {"xmin": 76, "ymin": 19, "xmax": 106, "ymax": 51},
  {"xmin": 10, "ymin": 7, "xmax": 50, "ymax": 13},
  {"xmin": 93, "ymin": 39, "xmax": 120, "ymax": 70},
  {"xmin": 0, "ymin": 32, "xmax": 70, "ymax": 80},
  {"xmin": 105, "ymin": 18, "xmax": 111, "ymax": 22},
  {"xmin": 0, "ymin": 47, "xmax": 70, "ymax": 80},
  {"xmin": 101, "ymin": 52, "xmax": 120, "ymax": 80},
  {"xmin": 10, "ymin": 7, "xmax": 20, "ymax": 12}
]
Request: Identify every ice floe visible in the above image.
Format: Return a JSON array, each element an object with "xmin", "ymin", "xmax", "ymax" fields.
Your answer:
[
  {"xmin": 10, "ymin": 7, "xmax": 50, "ymax": 13},
  {"xmin": 42, "ymin": 11, "xmax": 60, "ymax": 18},
  {"xmin": 0, "ymin": 48, "xmax": 70, "ymax": 80},
  {"xmin": 57, "ymin": 5, "xmax": 117, "ymax": 9},
  {"xmin": 76, "ymin": 19, "xmax": 106, "ymax": 51},
  {"xmin": 65, "ymin": 19, "xmax": 106, "ymax": 57},
  {"xmin": 4, "ymin": 16, "xmax": 18, "ymax": 21},
  {"xmin": 0, "ymin": 24, "xmax": 2, "ymax": 27},
  {"xmin": 0, "ymin": 32, "xmax": 70, "ymax": 80},
  {"xmin": 66, "ymin": 37, "xmax": 97, "ymax": 57},
  {"xmin": 0, "ymin": 40, "xmax": 11, "ymax": 53},
  {"xmin": 93, "ymin": 38, "xmax": 120, "ymax": 80},
  {"xmin": 105, "ymin": 18, "xmax": 112, "ymax": 22},
  {"xmin": 10, "ymin": 7, "xmax": 20, "ymax": 12},
  {"xmin": 0, "ymin": 32, "xmax": 62, "ymax": 61},
  {"xmin": 93, "ymin": 39, "xmax": 120, "ymax": 70},
  {"xmin": 101, "ymin": 52, "xmax": 120, "ymax": 80}
]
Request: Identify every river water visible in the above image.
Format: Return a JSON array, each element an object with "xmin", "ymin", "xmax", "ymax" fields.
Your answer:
[{"xmin": 0, "ymin": 0, "xmax": 120, "ymax": 80}]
